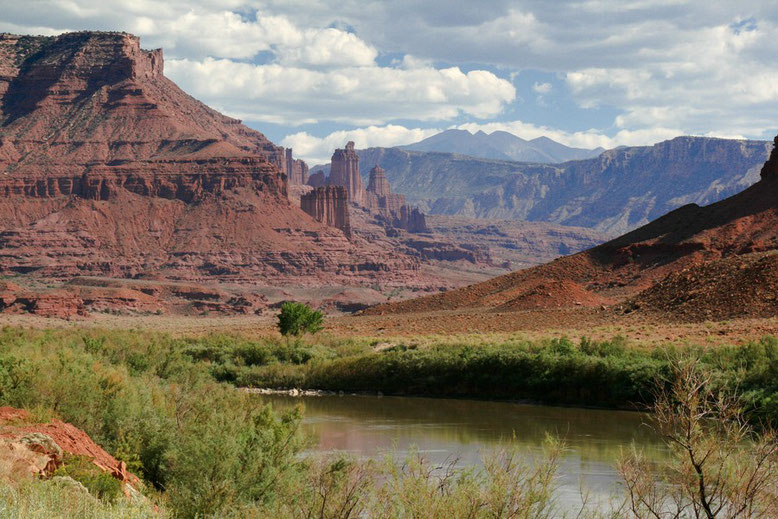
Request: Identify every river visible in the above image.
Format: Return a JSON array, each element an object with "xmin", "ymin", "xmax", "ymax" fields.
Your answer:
[{"xmin": 258, "ymin": 393, "xmax": 668, "ymax": 512}]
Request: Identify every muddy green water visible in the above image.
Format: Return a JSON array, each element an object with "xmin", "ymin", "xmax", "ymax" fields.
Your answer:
[{"xmin": 259, "ymin": 393, "xmax": 668, "ymax": 511}]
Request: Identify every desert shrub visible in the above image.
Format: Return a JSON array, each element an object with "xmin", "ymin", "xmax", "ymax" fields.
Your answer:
[
  {"xmin": 3, "ymin": 327, "xmax": 778, "ymax": 517},
  {"xmin": 261, "ymin": 442, "xmax": 565, "ymax": 519},
  {"xmin": 0, "ymin": 354, "xmax": 36, "ymax": 406},
  {"xmin": 580, "ymin": 335, "xmax": 628, "ymax": 357},
  {"xmin": 710, "ymin": 336, "xmax": 778, "ymax": 424},
  {"xmin": 297, "ymin": 343, "xmax": 663, "ymax": 407},
  {"xmin": 53, "ymin": 454, "xmax": 122, "ymax": 503},
  {"xmin": 620, "ymin": 358, "xmax": 778, "ymax": 518},
  {"xmin": 549, "ymin": 336, "xmax": 576, "ymax": 355},
  {"xmin": 370, "ymin": 440, "xmax": 562, "ymax": 518},
  {"xmin": 235, "ymin": 363, "xmax": 307, "ymax": 388},
  {"xmin": 0, "ymin": 327, "xmax": 308, "ymax": 511},
  {"xmin": 82, "ymin": 336, "xmax": 106, "ymax": 355},
  {"xmin": 234, "ymin": 342, "xmax": 273, "ymax": 366},
  {"xmin": 166, "ymin": 400, "xmax": 304, "ymax": 518}
]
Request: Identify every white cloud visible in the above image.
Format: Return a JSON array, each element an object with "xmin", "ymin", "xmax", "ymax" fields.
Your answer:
[
  {"xmin": 279, "ymin": 28, "xmax": 377, "ymax": 66},
  {"xmin": 0, "ymin": 1, "xmax": 514, "ymax": 128},
  {"xmin": 166, "ymin": 58, "xmax": 515, "ymax": 126},
  {"xmin": 282, "ymin": 125, "xmax": 441, "ymax": 164},
  {"xmin": 532, "ymin": 82, "xmax": 552, "ymax": 94},
  {"xmin": 3, "ymin": 0, "xmax": 778, "ymax": 142},
  {"xmin": 256, "ymin": 1, "xmax": 778, "ymax": 139},
  {"xmin": 563, "ymin": 19, "xmax": 778, "ymax": 136}
]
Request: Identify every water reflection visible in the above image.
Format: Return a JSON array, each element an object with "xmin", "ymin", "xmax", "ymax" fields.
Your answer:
[{"xmin": 259, "ymin": 394, "xmax": 668, "ymax": 510}]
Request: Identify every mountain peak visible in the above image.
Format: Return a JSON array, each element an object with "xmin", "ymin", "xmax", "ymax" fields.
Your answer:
[{"xmin": 402, "ymin": 129, "xmax": 603, "ymax": 163}]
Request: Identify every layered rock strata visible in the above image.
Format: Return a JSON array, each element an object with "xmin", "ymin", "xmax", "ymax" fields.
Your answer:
[
  {"xmin": 368, "ymin": 136, "xmax": 778, "ymax": 319},
  {"xmin": 352, "ymin": 138, "xmax": 772, "ymax": 235},
  {"xmin": 0, "ymin": 31, "xmax": 428, "ymax": 289},
  {"xmin": 365, "ymin": 165, "xmax": 428, "ymax": 232}
]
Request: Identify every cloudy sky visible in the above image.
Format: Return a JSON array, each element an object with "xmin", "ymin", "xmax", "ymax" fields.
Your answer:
[{"xmin": 3, "ymin": 0, "xmax": 778, "ymax": 163}]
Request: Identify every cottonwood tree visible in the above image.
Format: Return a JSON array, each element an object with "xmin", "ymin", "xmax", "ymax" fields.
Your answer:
[{"xmin": 277, "ymin": 301, "xmax": 324, "ymax": 339}]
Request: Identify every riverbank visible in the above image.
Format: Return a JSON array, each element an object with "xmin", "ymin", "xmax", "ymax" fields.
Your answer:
[
  {"xmin": 217, "ymin": 334, "xmax": 778, "ymax": 421},
  {"xmin": 0, "ymin": 325, "xmax": 776, "ymax": 516},
  {"xmin": 3, "ymin": 326, "xmax": 776, "ymax": 420}
]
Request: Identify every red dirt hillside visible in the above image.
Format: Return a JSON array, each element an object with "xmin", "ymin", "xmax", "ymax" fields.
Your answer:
[{"xmin": 367, "ymin": 136, "xmax": 778, "ymax": 318}]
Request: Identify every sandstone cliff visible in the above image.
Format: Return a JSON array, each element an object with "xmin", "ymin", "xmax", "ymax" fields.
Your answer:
[
  {"xmin": 367, "ymin": 165, "xmax": 391, "ymax": 197},
  {"xmin": 301, "ymin": 186, "xmax": 352, "ymax": 238},
  {"xmin": 365, "ymin": 165, "xmax": 429, "ymax": 233},
  {"xmin": 0, "ymin": 31, "xmax": 428, "ymax": 289},
  {"xmin": 284, "ymin": 148, "xmax": 309, "ymax": 185},
  {"xmin": 329, "ymin": 141, "xmax": 366, "ymax": 206}
]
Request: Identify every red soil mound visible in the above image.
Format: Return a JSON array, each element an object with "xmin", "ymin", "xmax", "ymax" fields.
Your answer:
[
  {"xmin": 0, "ymin": 407, "xmax": 138, "ymax": 487},
  {"xmin": 631, "ymin": 251, "xmax": 778, "ymax": 322}
]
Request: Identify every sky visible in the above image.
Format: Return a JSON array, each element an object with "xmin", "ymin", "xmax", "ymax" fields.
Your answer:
[{"xmin": 3, "ymin": 0, "xmax": 778, "ymax": 164}]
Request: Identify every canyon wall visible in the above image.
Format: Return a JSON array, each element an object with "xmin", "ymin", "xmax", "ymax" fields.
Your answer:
[
  {"xmin": 284, "ymin": 148, "xmax": 309, "ymax": 185},
  {"xmin": 0, "ymin": 31, "xmax": 430, "ymax": 289},
  {"xmin": 347, "ymin": 138, "xmax": 772, "ymax": 235},
  {"xmin": 365, "ymin": 166, "xmax": 428, "ymax": 232}
]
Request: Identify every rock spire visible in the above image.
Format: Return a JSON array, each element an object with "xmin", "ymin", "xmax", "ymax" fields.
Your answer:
[{"xmin": 329, "ymin": 141, "xmax": 366, "ymax": 205}]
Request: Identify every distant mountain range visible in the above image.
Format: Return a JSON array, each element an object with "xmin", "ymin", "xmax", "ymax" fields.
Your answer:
[
  {"xmin": 312, "ymin": 137, "xmax": 771, "ymax": 235},
  {"xmin": 369, "ymin": 134, "xmax": 778, "ymax": 324},
  {"xmin": 400, "ymin": 129, "xmax": 605, "ymax": 163}
]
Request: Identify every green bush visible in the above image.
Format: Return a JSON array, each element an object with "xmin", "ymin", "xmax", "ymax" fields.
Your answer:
[
  {"xmin": 2, "ymin": 326, "xmax": 778, "ymax": 517},
  {"xmin": 277, "ymin": 302, "xmax": 323, "ymax": 338},
  {"xmin": 0, "ymin": 327, "xmax": 307, "ymax": 511},
  {"xmin": 0, "ymin": 477, "xmax": 156, "ymax": 518},
  {"xmin": 166, "ymin": 398, "xmax": 304, "ymax": 518}
]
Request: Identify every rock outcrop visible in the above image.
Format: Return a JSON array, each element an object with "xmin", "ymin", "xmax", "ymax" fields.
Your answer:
[
  {"xmin": 760, "ymin": 135, "xmax": 778, "ymax": 180},
  {"xmin": 0, "ymin": 407, "xmax": 140, "ymax": 495},
  {"xmin": 365, "ymin": 165, "xmax": 429, "ymax": 233},
  {"xmin": 307, "ymin": 170, "xmax": 327, "ymax": 188},
  {"xmin": 367, "ymin": 165, "xmax": 391, "ymax": 197},
  {"xmin": 0, "ymin": 31, "xmax": 432, "ymax": 293},
  {"xmin": 0, "ymin": 277, "xmax": 270, "ymax": 318},
  {"xmin": 300, "ymin": 186, "xmax": 352, "ymax": 238}
]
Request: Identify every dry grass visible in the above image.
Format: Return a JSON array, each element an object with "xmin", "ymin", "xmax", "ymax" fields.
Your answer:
[{"xmin": 5, "ymin": 309, "xmax": 778, "ymax": 348}]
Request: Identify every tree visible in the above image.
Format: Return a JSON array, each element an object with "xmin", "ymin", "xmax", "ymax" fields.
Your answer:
[
  {"xmin": 619, "ymin": 357, "xmax": 778, "ymax": 518},
  {"xmin": 277, "ymin": 302, "xmax": 324, "ymax": 338}
]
